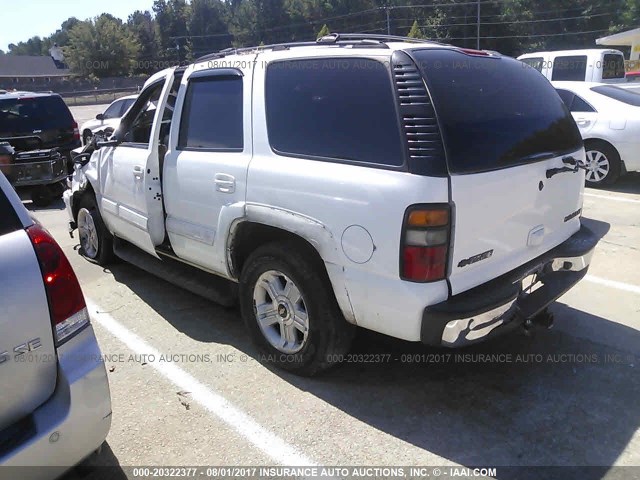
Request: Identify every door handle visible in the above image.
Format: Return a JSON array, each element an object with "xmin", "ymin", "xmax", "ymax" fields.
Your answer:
[
  {"xmin": 214, "ymin": 173, "xmax": 236, "ymax": 194},
  {"xmin": 575, "ymin": 118, "xmax": 590, "ymax": 127},
  {"xmin": 133, "ymin": 165, "xmax": 144, "ymax": 180}
]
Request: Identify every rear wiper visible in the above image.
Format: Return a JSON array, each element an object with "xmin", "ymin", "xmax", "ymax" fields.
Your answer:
[{"xmin": 546, "ymin": 156, "xmax": 587, "ymax": 179}]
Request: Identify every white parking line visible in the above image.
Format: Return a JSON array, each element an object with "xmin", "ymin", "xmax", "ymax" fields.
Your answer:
[
  {"xmin": 86, "ymin": 300, "xmax": 315, "ymax": 467},
  {"xmin": 585, "ymin": 275, "xmax": 640, "ymax": 295},
  {"xmin": 584, "ymin": 193, "xmax": 640, "ymax": 204}
]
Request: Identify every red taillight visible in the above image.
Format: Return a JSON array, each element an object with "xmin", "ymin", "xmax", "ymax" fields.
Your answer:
[
  {"xmin": 401, "ymin": 205, "xmax": 451, "ymax": 282},
  {"xmin": 72, "ymin": 121, "xmax": 80, "ymax": 141},
  {"xmin": 458, "ymin": 48, "xmax": 490, "ymax": 56},
  {"xmin": 26, "ymin": 223, "xmax": 89, "ymax": 345}
]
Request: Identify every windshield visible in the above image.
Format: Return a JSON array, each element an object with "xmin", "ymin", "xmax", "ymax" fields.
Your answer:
[
  {"xmin": 411, "ymin": 49, "xmax": 583, "ymax": 174},
  {"xmin": 0, "ymin": 96, "xmax": 73, "ymax": 134},
  {"xmin": 591, "ymin": 85, "xmax": 640, "ymax": 106}
]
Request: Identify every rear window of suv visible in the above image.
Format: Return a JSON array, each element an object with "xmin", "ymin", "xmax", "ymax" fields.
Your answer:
[
  {"xmin": 551, "ymin": 55, "xmax": 588, "ymax": 81},
  {"xmin": 0, "ymin": 95, "xmax": 74, "ymax": 134},
  {"xmin": 411, "ymin": 49, "xmax": 582, "ymax": 174},
  {"xmin": 265, "ymin": 58, "xmax": 404, "ymax": 167},
  {"xmin": 602, "ymin": 54, "xmax": 626, "ymax": 80}
]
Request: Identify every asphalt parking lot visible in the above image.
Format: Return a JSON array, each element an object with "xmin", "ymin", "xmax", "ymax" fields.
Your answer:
[{"xmin": 30, "ymin": 105, "xmax": 640, "ymax": 479}]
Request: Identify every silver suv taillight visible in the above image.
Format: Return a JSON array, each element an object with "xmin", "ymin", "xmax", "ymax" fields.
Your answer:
[{"xmin": 26, "ymin": 223, "xmax": 89, "ymax": 345}]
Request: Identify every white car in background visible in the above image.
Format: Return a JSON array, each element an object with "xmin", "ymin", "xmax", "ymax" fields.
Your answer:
[
  {"xmin": 552, "ymin": 81, "xmax": 640, "ymax": 186},
  {"xmin": 80, "ymin": 95, "xmax": 137, "ymax": 145}
]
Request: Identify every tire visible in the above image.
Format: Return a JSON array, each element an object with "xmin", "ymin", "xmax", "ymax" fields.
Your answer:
[
  {"xmin": 583, "ymin": 140, "xmax": 621, "ymax": 187},
  {"xmin": 30, "ymin": 187, "xmax": 54, "ymax": 207},
  {"xmin": 239, "ymin": 242, "xmax": 355, "ymax": 376},
  {"xmin": 77, "ymin": 194, "xmax": 114, "ymax": 265}
]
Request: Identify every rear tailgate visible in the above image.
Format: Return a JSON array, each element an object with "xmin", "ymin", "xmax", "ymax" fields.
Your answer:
[
  {"xmin": 411, "ymin": 49, "xmax": 585, "ymax": 295},
  {"xmin": 0, "ymin": 182, "xmax": 57, "ymax": 431}
]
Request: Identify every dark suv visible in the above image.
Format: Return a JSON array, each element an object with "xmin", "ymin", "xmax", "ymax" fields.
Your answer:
[
  {"xmin": 0, "ymin": 91, "xmax": 80, "ymax": 168},
  {"xmin": 0, "ymin": 91, "xmax": 80, "ymax": 205}
]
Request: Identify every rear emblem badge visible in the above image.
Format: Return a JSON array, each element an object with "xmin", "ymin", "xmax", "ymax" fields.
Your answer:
[{"xmin": 458, "ymin": 250, "xmax": 494, "ymax": 268}]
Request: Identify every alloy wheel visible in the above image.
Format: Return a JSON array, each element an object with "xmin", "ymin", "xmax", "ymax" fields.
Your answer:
[{"xmin": 253, "ymin": 270, "xmax": 309, "ymax": 354}]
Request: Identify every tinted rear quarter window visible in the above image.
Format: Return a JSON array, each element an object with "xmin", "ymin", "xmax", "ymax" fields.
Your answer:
[
  {"xmin": 602, "ymin": 54, "xmax": 626, "ymax": 80},
  {"xmin": 0, "ymin": 184, "xmax": 22, "ymax": 236},
  {"xmin": 571, "ymin": 94, "xmax": 596, "ymax": 112},
  {"xmin": 0, "ymin": 95, "xmax": 73, "ymax": 133},
  {"xmin": 555, "ymin": 89, "xmax": 596, "ymax": 112},
  {"xmin": 556, "ymin": 89, "xmax": 575, "ymax": 107},
  {"xmin": 265, "ymin": 58, "xmax": 404, "ymax": 166},
  {"xmin": 412, "ymin": 49, "xmax": 582, "ymax": 174},
  {"xmin": 552, "ymin": 55, "xmax": 588, "ymax": 81},
  {"xmin": 178, "ymin": 76, "xmax": 243, "ymax": 150},
  {"xmin": 591, "ymin": 85, "xmax": 640, "ymax": 106}
]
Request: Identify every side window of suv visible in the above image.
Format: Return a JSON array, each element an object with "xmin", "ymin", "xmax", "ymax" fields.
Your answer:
[
  {"xmin": 521, "ymin": 57, "xmax": 544, "ymax": 72},
  {"xmin": 178, "ymin": 75, "xmax": 243, "ymax": 151},
  {"xmin": 552, "ymin": 55, "xmax": 588, "ymax": 81},
  {"xmin": 122, "ymin": 82, "xmax": 164, "ymax": 145},
  {"xmin": 265, "ymin": 58, "xmax": 404, "ymax": 167}
]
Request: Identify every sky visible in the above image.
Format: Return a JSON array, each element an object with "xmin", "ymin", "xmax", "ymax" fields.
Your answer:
[{"xmin": 0, "ymin": 0, "xmax": 156, "ymax": 51}]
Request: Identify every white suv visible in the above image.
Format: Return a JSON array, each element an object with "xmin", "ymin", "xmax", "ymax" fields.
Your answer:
[{"xmin": 65, "ymin": 34, "xmax": 601, "ymax": 376}]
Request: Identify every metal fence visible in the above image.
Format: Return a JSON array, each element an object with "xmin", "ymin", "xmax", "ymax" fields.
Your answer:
[{"xmin": 60, "ymin": 87, "xmax": 141, "ymax": 106}]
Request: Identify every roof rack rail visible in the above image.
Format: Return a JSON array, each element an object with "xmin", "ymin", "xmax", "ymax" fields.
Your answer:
[
  {"xmin": 317, "ymin": 33, "xmax": 438, "ymax": 45},
  {"xmin": 196, "ymin": 41, "xmax": 316, "ymax": 62},
  {"xmin": 195, "ymin": 32, "xmax": 444, "ymax": 63}
]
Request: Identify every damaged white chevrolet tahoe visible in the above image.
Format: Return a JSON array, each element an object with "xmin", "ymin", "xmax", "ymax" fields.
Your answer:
[{"xmin": 64, "ymin": 34, "xmax": 601, "ymax": 376}]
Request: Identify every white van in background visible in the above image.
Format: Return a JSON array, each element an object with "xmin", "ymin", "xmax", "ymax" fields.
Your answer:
[{"xmin": 518, "ymin": 49, "xmax": 626, "ymax": 83}]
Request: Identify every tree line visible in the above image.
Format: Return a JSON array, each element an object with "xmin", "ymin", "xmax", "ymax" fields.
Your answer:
[{"xmin": 1, "ymin": 0, "xmax": 638, "ymax": 78}]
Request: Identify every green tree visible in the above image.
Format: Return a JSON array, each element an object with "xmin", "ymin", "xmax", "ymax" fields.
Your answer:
[
  {"xmin": 317, "ymin": 24, "xmax": 330, "ymax": 38},
  {"xmin": 229, "ymin": 0, "xmax": 290, "ymax": 47},
  {"xmin": 65, "ymin": 15, "xmax": 140, "ymax": 77},
  {"xmin": 188, "ymin": 0, "xmax": 231, "ymax": 58},
  {"xmin": 128, "ymin": 10, "xmax": 160, "ymax": 73},
  {"xmin": 153, "ymin": 0, "xmax": 190, "ymax": 61},
  {"xmin": 407, "ymin": 20, "xmax": 424, "ymax": 39},
  {"xmin": 45, "ymin": 17, "xmax": 81, "ymax": 51},
  {"xmin": 8, "ymin": 36, "xmax": 45, "ymax": 55}
]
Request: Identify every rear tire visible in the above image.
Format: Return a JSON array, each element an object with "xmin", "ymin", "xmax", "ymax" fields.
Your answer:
[
  {"xmin": 239, "ymin": 242, "xmax": 355, "ymax": 376},
  {"xmin": 77, "ymin": 194, "xmax": 114, "ymax": 266},
  {"xmin": 584, "ymin": 140, "xmax": 621, "ymax": 187}
]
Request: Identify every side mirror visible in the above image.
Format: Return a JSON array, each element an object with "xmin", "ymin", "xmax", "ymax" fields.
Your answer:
[{"xmin": 96, "ymin": 113, "xmax": 105, "ymax": 121}]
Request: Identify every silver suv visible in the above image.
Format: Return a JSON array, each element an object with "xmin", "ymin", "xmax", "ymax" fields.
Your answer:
[{"xmin": 0, "ymin": 171, "xmax": 111, "ymax": 475}]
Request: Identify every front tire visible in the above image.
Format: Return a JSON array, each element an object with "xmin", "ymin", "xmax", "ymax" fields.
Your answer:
[
  {"xmin": 77, "ymin": 194, "xmax": 114, "ymax": 265},
  {"xmin": 239, "ymin": 242, "xmax": 355, "ymax": 376},
  {"xmin": 584, "ymin": 141, "xmax": 621, "ymax": 187}
]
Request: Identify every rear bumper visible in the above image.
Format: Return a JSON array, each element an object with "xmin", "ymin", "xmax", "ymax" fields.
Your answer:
[
  {"xmin": 0, "ymin": 325, "xmax": 112, "ymax": 477},
  {"xmin": 421, "ymin": 222, "xmax": 600, "ymax": 347}
]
